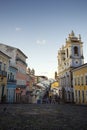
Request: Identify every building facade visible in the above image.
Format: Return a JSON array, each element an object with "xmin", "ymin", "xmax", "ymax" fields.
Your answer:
[
  {"xmin": 58, "ymin": 31, "xmax": 84, "ymax": 102},
  {"xmin": 25, "ymin": 68, "xmax": 35, "ymax": 103},
  {"xmin": 0, "ymin": 51, "xmax": 10, "ymax": 103},
  {"xmin": 72, "ymin": 63, "xmax": 87, "ymax": 104},
  {"xmin": 0, "ymin": 43, "xmax": 27, "ymax": 103},
  {"xmin": 7, "ymin": 65, "xmax": 18, "ymax": 103},
  {"xmin": 15, "ymin": 48, "xmax": 27, "ymax": 102}
]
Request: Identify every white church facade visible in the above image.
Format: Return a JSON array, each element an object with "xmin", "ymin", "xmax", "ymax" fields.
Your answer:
[{"xmin": 58, "ymin": 31, "xmax": 84, "ymax": 102}]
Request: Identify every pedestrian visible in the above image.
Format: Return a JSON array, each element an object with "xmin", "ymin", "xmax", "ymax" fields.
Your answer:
[
  {"xmin": 49, "ymin": 96, "xmax": 52, "ymax": 104},
  {"xmin": 52, "ymin": 95, "xmax": 55, "ymax": 104},
  {"xmin": 55, "ymin": 94, "xmax": 60, "ymax": 104},
  {"xmin": 57, "ymin": 96, "xmax": 60, "ymax": 104},
  {"xmin": 46, "ymin": 97, "xmax": 49, "ymax": 104}
]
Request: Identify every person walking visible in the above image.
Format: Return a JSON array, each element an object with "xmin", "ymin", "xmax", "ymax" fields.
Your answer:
[{"xmin": 49, "ymin": 96, "xmax": 52, "ymax": 104}]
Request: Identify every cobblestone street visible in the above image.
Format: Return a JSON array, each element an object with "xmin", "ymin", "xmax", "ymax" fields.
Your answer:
[{"xmin": 0, "ymin": 103, "xmax": 87, "ymax": 130}]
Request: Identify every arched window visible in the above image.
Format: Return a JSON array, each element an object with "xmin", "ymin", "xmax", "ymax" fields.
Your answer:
[{"xmin": 74, "ymin": 46, "xmax": 78, "ymax": 55}]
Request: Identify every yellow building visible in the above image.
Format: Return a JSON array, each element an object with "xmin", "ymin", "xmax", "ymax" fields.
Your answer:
[
  {"xmin": 72, "ymin": 63, "xmax": 87, "ymax": 104},
  {"xmin": 0, "ymin": 51, "xmax": 10, "ymax": 103}
]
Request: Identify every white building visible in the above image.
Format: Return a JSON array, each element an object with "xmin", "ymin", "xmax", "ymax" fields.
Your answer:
[
  {"xmin": 0, "ymin": 43, "xmax": 28, "ymax": 102},
  {"xmin": 58, "ymin": 31, "xmax": 84, "ymax": 102}
]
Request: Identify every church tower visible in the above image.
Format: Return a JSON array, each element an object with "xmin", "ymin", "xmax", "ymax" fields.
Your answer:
[
  {"xmin": 65, "ymin": 30, "xmax": 84, "ymax": 68},
  {"xmin": 58, "ymin": 31, "xmax": 84, "ymax": 74}
]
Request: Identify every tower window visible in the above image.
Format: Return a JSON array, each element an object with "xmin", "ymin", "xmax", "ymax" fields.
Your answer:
[
  {"xmin": 85, "ymin": 75, "xmax": 87, "ymax": 85},
  {"xmin": 66, "ymin": 48, "xmax": 68, "ymax": 58},
  {"xmin": 74, "ymin": 46, "xmax": 78, "ymax": 56}
]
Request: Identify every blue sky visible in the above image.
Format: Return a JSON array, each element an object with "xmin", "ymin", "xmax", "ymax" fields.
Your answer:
[{"xmin": 0, "ymin": 0, "xmax": 87, "ymax": 78}]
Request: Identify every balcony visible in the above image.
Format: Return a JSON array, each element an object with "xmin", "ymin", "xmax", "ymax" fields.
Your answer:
[
  {"xmin": 7, "ymin": 79, "xmax": 17, "ymax": 84},
  {"xmin": 16, "ymin": 57, "xmax": 27, "ymax": 66}
]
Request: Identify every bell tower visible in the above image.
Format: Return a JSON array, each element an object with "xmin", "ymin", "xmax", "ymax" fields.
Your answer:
[{"xmin": 65, "ymin": 30, "xmax": 84, "ymax": 68}]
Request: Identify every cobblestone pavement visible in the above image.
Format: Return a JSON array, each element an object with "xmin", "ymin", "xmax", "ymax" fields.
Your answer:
[{"xmin": 0, "ymin": 103, "xmax": 87, "ymax": 130}]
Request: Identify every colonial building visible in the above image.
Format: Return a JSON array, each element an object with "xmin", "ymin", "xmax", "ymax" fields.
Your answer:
[
  {"xmin": 0, "ymin": 51, "xmax": 10, "ymax": 103},
  {"xmin": 25, "ymin": 67, "xmax": 35, "ymax": 103},
  {"xmin": 7, "ymin": 64, "xmax": 18, "ymax": 103},
  {"xmin": 72, "ymin": 63, "xmax": 87, "ymax": 104},
  {"xmin": 0, "ymin": 43, "xmax": 28, "ymax": 103},
  {"xmin": 57, "ymin": 31, "xmax": 84, "ymax": 102}
]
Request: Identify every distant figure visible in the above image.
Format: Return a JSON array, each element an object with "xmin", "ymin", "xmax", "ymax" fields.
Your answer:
[
  {"xmin": 52, "ymin": 95, "xmax": 55, "ymax": 104},
  {"xmin": 49, "ymin": 96, "xmax": 52, "ymax": 104},
  {"xmin": 55, "ymin": 94, "xmax": 60, "ymax": 104},
  {"xmin": 58, "ymin": 96, "xmax": 60, "ymax": 104},
  {"xmin": 46, "ymin": 97, "xmax": 49, "ymax": 104}
]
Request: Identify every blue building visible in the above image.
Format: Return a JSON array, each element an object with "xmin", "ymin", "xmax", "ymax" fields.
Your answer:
[{"xmin": 7, "ymin": 65, "xmax": 18, "ymax": 103}]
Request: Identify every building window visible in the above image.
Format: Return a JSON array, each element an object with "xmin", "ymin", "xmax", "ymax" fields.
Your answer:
[
  {"xmin": 86, "ymin": 91, "xmax": 87, "ymax": 102},
  {"xmin": 0, "ymin": 62, "xmax": 2, "ymax": 71},
  {"xmin": 75, "ymin": 90, "xmax": 77, "ymax": 96},
  {"xmin": 81, "ymin": 76, "xmax": 83, "ymax": 85},
  {"xmin": 74, "ymin": 46, "xmax": 78, "ymax": 56},
  {"xmin": 85, "ymin": 75, "xmax": 87, "ymax": 85},
  {"xmin": 82, "ymin": 91, "xmax": 84, "ymax": 103},
  {"xmin": 78, "ymin": 77, "xmax": 80, "ymax": 85},
  {"xmin": 74, "ymin": 78, "xmax": 76, "ymax": 85},
  {"xmin": 75, "ymin": 90, "xmax": 77, "ymax": 102},
  {"xmin": 86, "ymin": 91, "xmax": 87, "ymax": 96},
  {"xmin": 8, "ymin": 74, "xmax": 9, "ymax": 80},
  {"xmin": 78, "ymin": 90, "xmax": 80, "ymax": 103},
  {"xmin": 78, "ymin": 90, "xmax": 80, "ymax": 96},
  {"xmin": 4, "ymin": 64, "xmax": 6, "ymax": 71},
  {"xmin": 10, "ymin": 72, "xmax": 14, "ymax": 80}
]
